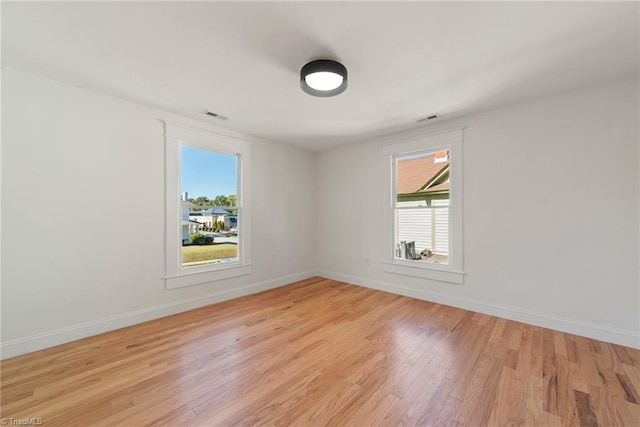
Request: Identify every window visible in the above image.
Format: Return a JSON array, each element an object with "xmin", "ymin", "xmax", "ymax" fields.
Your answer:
[
  {"xmin": 180, "ymin": 147, "xmax": 238, "ymax": 267},
  {"xmin": 382, "ymin": 129, "xmax": 464, "ymax": 284},
  {"xmin": 395, "ymin": 150, "xmax": 450, "ymax": 265},
  {"xmin": 164, "ymin": 122, "xmax": 252, "ymax": 289}
]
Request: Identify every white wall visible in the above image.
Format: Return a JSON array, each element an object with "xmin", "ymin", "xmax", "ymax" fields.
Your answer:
[
  {"xmin": 2, "ymin": 67, "xmax": 638, "ymax": 357},
  {"xmin": 1, "ymin": 67, "xmax": 317, "ymax": 357},
  {"xmin": 317, "ymin": 78, "xmax": 640, "ymax": 348}
]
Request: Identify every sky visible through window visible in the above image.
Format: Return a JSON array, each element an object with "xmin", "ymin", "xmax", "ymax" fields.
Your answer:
[{"xmin": 181, "ymin": 146, "xmax": 237, "ymax": 198}]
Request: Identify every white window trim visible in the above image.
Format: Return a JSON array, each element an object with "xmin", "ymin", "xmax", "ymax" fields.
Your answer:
[
  {"xmin": 382, "ymin": 128, "xmax": 465, "ymax": 285},
  {"xmin": 163, "ymin": 121, "xmax": 252, "ymax": 289}
]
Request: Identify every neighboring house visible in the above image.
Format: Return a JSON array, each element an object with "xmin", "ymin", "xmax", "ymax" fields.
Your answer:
[
  {"xmin": 228, "ymin": 215, "xmax": 238, "ymax": 231},
  {"xmin": 189, "ymin": 208, "xmax": 235, "ymax": 231},
  {"xmin": 181, "ymin": 203, "xmax": 202, "ymax": 243},
  {"xmin": 181, "ymin": 192, "xmax": 207, "ymax": 243},
  {"xmin": 396, "ymin": 150, "xmax": 450, "ymax": 257}
]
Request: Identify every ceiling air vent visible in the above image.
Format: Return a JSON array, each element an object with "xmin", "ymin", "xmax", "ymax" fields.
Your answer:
[
  {"xmin": 202, "ymin": 111, "xmax": 228, "ymax": 120},
  {"xmin": 415, "ymin": 114, "xmax": 440, "ymax": 123}
]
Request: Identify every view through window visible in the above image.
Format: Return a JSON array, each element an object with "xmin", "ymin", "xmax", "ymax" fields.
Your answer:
[
  {"xmin": 180, "ymin": 146, "xmax": 239, "ymax": 268},
  {"xmin": 394, "ymin": 149, "xmax": 450, "ymax": 265}
]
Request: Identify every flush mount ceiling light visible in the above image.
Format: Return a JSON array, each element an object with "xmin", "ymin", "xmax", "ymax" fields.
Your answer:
[{"xmin": 300, "ymin": 60, "xmax": 348, "ymax": 97}]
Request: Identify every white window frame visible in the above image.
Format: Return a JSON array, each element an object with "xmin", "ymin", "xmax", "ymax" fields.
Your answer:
[
  {"xmin": 163, "ymin": 121, "xmax": 252, "ymax": 289},
  {"xmin": 382, "ymin": 128, "xmax": 464, "ymax": 285}
]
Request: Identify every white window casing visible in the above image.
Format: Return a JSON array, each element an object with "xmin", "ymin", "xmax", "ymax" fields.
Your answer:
[
  {"xmin": 163, "ymin": 121, "xmax": 252, "ymax": 289},
  {"xmin": 382, "ymin": 128, "xmax": 465, "ymax": 285}
]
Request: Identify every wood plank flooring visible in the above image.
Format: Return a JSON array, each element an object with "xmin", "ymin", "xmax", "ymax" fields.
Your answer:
[{"xmin": 2, "ymin": 277, "xmax": 639, "ymax": 426}]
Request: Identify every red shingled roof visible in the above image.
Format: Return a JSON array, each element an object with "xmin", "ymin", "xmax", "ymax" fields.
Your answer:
[{"xmin": 396, "ymin": 151, "xmax": 449, "ymax": 195}]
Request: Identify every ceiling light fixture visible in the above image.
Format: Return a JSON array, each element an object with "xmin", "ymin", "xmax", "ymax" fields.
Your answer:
[{"xmin": 300, "ymin": 60, "xmax": 348, "ymax": 97}]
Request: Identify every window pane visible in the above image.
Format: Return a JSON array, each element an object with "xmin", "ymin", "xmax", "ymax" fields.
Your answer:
[
  {"xmin": 395, "ymin": 150, "xmax": 449, "ymax": 265},
  {"xmin": 180, "ymin": 146, "xmax": 238, "ymax": 268}
]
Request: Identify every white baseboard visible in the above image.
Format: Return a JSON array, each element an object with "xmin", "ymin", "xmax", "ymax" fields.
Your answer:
[
  {"xmin": 317, "ymin": 269, "xmax": 640, "ymax": 349},
  {"xmin": 1, "ymin": 270, "xmax": 317, "ymax": 359},
  {"xmin": 5, "ymin": 269, "xmax": 636, "ymax": 359}
]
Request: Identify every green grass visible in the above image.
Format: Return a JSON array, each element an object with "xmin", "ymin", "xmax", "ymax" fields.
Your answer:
[{"xmin": 182, "ymin": 244, "xmax": 238, "ymax": 264}]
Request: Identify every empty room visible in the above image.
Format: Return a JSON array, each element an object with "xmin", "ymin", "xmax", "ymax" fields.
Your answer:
[{"xmin": 1, "ymin": 1, "xmax": 639, "ymax": 426}]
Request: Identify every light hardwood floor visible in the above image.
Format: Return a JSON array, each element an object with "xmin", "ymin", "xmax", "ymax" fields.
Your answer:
[{"xmin": 2, "ymin": 277, "xmax": 639, "ymax": 426}]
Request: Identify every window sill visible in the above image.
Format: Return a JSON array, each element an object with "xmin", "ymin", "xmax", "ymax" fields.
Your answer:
[
  {"xmin": 382, "ymin": 261, "xmax": 464, "ymax": 285},
  {"xmin": 165, "ymin": 263, "xmax": 253, "ymax": 289}
]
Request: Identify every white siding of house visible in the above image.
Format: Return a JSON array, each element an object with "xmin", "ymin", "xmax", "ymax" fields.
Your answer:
[
  {"xmin": 396, "ymin": 199, "xmax": 449, "ymax": 255},
  {"xmin": 397, "ymin": 208, "xmax": 432, "ymax": 254},
  {"xmin": 181, "ymin": 203, "xmax": 191, "ymax": 242},
  {"xmin": 433, "ymin": 199, "xmax": 449, "ymax": 255}
]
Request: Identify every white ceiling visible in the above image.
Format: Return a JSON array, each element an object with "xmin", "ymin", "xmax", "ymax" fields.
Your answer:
[{"xmin": 3, "ymin": 1, "xmax": 638, "ymax": 151}]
